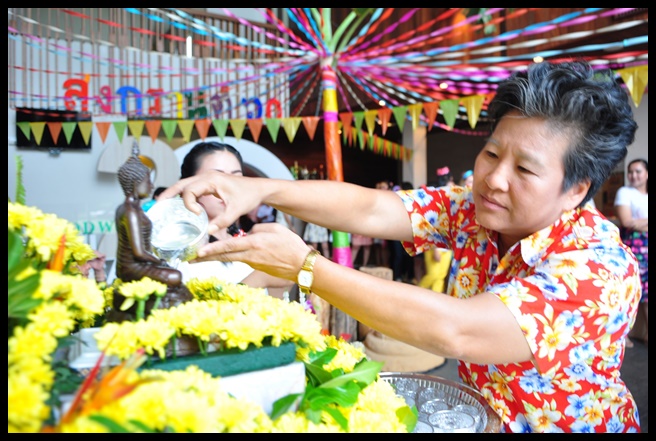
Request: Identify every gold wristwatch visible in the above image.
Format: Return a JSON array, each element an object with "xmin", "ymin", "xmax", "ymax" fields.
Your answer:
[{"xmin": 297, "ymin": 249, "xmax": 320, "ymax": 295}]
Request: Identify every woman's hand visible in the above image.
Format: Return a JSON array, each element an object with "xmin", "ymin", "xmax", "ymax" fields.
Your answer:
[
  {"xmin": 158, "ymin": 171, "xmax": 265, "ymax": 233},
  {"xmin": 194, "ymin": 222, "xmax": 312, "ymax": 281}
]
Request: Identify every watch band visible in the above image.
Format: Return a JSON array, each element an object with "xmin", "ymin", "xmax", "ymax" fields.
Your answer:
[{"xmin": 298, "ymin": 249, "xmax": 320, "ymax": 294}]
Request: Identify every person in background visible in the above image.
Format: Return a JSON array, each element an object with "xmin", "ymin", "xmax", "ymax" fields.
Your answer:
[
  {"xmin": 302, "ymin": 175, "xmax": 331, "ymax": 261},
  {"xmin": 162, "ymin": 60, "xmax": 642, "ymax": 432},
  {"xmin": 256, "ymin": 203, "xmax": 276, "ymax": 223},
  {"xmin": 390, "ymin": 181, "xmax": 416, "ymax": 282},
  {"xmin": 175, "ymin": 141, "xmax": 294, "ymax": 297},
  {"xmin": 614, "ymin": 158, "xmax": 648, "ymax": 347},
  {"xmin": 460, "ymin": 169, "xmax": 474, "ymax": 188},
  {"xmin": 142, "ymin": 186, "xmax": 168, "ymax": 212},
  {"xmin": 414, "ymin": 167, "xmax": 456, "ymax": 283},
  {"xmin": 372, "ymin": 180, "xmax": 392, "ymax": 267}
]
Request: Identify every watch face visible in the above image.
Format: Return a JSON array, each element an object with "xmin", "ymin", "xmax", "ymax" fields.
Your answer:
[{"xmin": 298, "ymin": 270, "xmax": 313, "ymax": 287}]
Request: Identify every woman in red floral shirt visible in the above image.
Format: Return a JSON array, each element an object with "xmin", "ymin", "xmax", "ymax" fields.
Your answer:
[{"xmin": 162, "ymin": 61, "xmax": 641, "ymax": 432}]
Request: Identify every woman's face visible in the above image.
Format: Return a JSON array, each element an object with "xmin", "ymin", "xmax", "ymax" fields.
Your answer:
[
  {"xmin": 472, "ymin": 111, "xmax": 588, "ymax": 251},
  {"xmin": 194, "ymin": 150, "xmax": 243, "ymax": 220},
  {"xmin": 627, "ymin": 161, "xmax": 648, "ymax": 190}
]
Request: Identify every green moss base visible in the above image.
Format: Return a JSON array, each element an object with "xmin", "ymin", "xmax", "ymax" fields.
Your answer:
[{"xmin": 141, "ymin": 341, "xmax": 297, "ymax": 378}]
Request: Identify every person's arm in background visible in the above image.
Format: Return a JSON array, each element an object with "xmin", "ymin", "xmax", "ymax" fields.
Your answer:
[{"xmin": 614, "ymin": 187, "xmax": 649, "ymax": 232}]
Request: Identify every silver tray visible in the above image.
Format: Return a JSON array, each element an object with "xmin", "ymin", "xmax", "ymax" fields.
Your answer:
[{"xmin": 380, "ymin": 372, "xmax": 501, "ymax": 433}]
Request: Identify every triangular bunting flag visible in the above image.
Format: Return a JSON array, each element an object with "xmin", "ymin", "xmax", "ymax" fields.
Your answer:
[
  {"xmin": 422, "ymin": 102, "xmax": 439, "ymax": 131},
  {"xmin": 145, "ymin": 120, "xmax": 162, "ymax": 142},
  {"xmin": 265, "ymin": 118, "xmax": 281, "ymax": 143},
  {"xmin": 96, "ymin": 121, "xmax": 112, "ymax": 143},
  {"xmin": 339, "ymin": 112, "xmax": 354, "ymax": 144},
  {"xmin": 301, "ymin": 116, "xmax": 320, "ymax": 141},
  {"xmin": 161, "ymin": 120, "xmax": 178, "ymax": 141},
  {"xmin": 177, "ymin": 120, "xmax": 195, "ymax": 143},
  {"xmin": 282, "ymin": 117, "xmax": 302, "ymax": 143},
  {"xmin": 407, "ymin": 103, "xmax": 423, "ymax": 131},
  {"xmin": 61, "ymin": 122, "xmax": 77, "ymax": 144},
  {"xmin": 357, "ymin": 130, "xmax": 365, "ymax": 150},
  {"xmin": 459, "ymin": 95, "xmax": 485, "ymax": 129},
  {"xmin": 363, "ymin": 109, "xmax": 378, "ymax": 139},
  {"xmin": 246, "ymin": 118, "xmax": 264, "ymax": 143},
  {"xmin": 113, "ymin": 121, "xmax": 127, "ymax": 143},
  {"xmin": 78, "ymin": 122, "xmax": 93, "ymax": 145},
  {"xmin": 439, "ymin": 99, "xmax": 460, "ymax": 129},
  {"xmin": 352, "ymin": 111, "xmax": 365, "ymax": 133},
  {"xmin": 17, "ymin": 121, "xmax": 31, "ymax": 140},
  {"xmin": 212, "ymin": 119, "xmax": 229, "ymax": 141},
  {"xmin": 617, "ymin": 65, "xmax": 648, "ymax": 108},
  {"xmin": 377, "ymin": 107, "xmax": 392, "ymax": 136},
  {"xmin": 392, "ymin": 106, "xmax": 408, "ymax": 131},
  {"xmin": 195, "ymin": 118, "xmax": 212, "ymax": 140},
  {"xmin": 127, "ymin": 120, "xmax": 145, "ymax": 139},
  {"xmin": 30, "ymin": 122, "xmax": 46, "ymax": 145},
  {"xmin": 229, "ymin": 119, "xmax": 247, "ymax": 141}
]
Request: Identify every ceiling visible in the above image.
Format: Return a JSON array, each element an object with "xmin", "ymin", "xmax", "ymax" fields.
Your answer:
[{"xmin": 284, "ymin": 8, "xmax": 648, "ymax": 132}]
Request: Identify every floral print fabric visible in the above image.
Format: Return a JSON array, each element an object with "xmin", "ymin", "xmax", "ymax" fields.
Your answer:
[{"xmin": 397, "ymin": 185, "xmax": 641, "ymax": 433}]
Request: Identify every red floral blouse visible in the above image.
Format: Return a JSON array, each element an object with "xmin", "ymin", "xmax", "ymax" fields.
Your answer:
[{"xmin": 398, "ymin": 185, "xmax": 641, "ymax": 433}]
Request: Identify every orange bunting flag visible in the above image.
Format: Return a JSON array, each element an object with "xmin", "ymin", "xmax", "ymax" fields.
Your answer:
[
  {"xmin": 247, "ymin": 118, "xmax": 264, "ymax": 143},
  {"xmin": 377, "ymin": 107, "xmax": 392, "ymax": 136},
  {"xmin": 47, "ymin": 122, "xmax": 62, "ymax": 144},
  {"xmin": 459, "ymin": 95, "xmax": 486, "ymax": 129},
  {"xmin": 194, "ymin": 118, "xmax": 212, "ymax": 140},
  {"xmin": 96, "ymin": 122, "xmax": 111, "ymax": 144},
  {"xmin": 301, "ymin": 116, "xmax": 320, "ymax": 141},
  {"xmin": 422, "ymin": 101, "xmax": 439, "ymax": 131},
  {"xmin": 339, "ymin": 112, "xmax": 354, "ymax": 144},
  {"xmin": 145, "ymin": 120, "xmax": 162, "ymax": 142}
]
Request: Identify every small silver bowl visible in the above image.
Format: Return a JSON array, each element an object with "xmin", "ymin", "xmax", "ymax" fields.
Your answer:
[{"xmin": 146, "ymin": 197, "xmax": 209, "ymax": 265}]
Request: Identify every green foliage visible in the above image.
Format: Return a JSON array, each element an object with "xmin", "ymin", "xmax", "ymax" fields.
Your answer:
[
  {"xmin": 13, "ymin": 155, "xmax": 26, "ymax": 204},
  {"xmin": 271, "ymin": 346, "xmax": 387, "ymax": 431},
  {"xmin": 8, "ymin": 229, "xmax": 42, "ymax": 333}
]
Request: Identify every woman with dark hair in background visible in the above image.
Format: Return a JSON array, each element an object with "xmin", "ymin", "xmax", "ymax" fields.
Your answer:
[
  {"xmin": 615, "ymin": 158, "xmax": 648, "ymax": 346},
  {"xmin": 175, "ymin": 141, "xmax": 294, "ymax": 297}
]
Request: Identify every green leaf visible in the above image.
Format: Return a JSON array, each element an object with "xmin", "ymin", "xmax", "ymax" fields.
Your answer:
[
  {"xmin": 271, "ymin": 393, "xmax": 303, "ymax": 420},
  {"xmin": 304, "ymin": 361, "xmax": 333, "ymax": 386},
  {"xmin": 309, "ymin": 347, "xmax": 337, "ymax": 364},
  {"xmin": 319, "ymin": 360, "xmax": 383, "ymax": 389},
  {"xmin": 396, "ymin": 405, "xmax": 418, "ymax": 433},
  {"xmin": 306, "ymin": 382, "xmax": 361, "ymax": 407},
  {"xmin": 323, "ymin": 406, "xmax": 349, "ymax": 431},
  {"xmin": 88, "ymin": 415, "xmax": 133, "ymax": 433}
]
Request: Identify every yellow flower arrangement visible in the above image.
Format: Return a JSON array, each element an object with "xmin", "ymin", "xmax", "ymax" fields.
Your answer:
[{"xmin": 8, "ymin": 201, "xmax": 417, "ymax": 433}]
